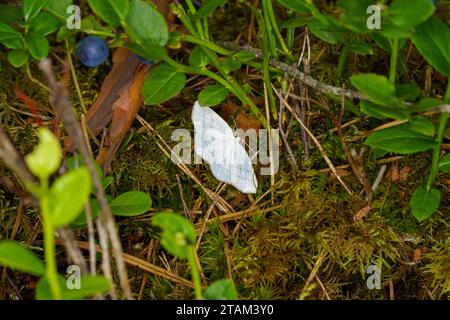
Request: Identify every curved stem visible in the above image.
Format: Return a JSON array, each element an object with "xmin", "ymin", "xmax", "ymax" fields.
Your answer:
[
  {"xmin": 187, "ymin": 247, "xmax": 202, "ymax": 300},
  {"xmin": 426, "ymin": 80, "xmax": 450, "ymax": 190},
  {"xmin": 41, "ymin": 196, "xmax": 62, "ymax": 300},
  {"xmin": 389, "ymin": 38, "xmax": 399, "ymax": 84}
]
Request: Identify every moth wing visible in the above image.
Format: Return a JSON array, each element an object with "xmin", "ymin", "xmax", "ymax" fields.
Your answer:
[{"xmin": 192, "ymin": 101, "xmax": 234, "ymax": 159}]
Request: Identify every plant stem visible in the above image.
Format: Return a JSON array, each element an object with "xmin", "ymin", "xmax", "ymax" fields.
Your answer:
[
  {"xmin": 187, "ymin": 247, "xmax": 202, "ymax": 300},
  {"xmin": 426, "ymin": 80, "xmax": 450, "ymax": 190},
  {"xmin": 337, "ymin": 44, "xmax": 350, "ymax": 82},
  {"xmin": 26, "ymin": 62, "xmax": 50, "ymax": 93},
  {"xmin": 181, "ymin": 35, "xmax": 232, "ymax": 56},
  {"xmin": 41, "ymin": 196, "xmax": 62, "ymax": 300},
  {"xmin": 65, "ymin": 39, "xmax": 87, "ymax": 114},
  {"xmin": 389, "ymin": 38, "xmax": 399, "ymax": 84}
]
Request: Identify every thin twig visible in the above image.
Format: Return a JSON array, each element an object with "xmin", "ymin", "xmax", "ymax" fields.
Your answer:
[{"xmin": 38, "ymin": 59, "xmax": 132, "ymax": 299}]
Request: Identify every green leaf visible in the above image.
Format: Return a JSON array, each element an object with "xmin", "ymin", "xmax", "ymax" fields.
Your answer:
[
  {"xmin": 438, "ymin": 154, "xmax": 450, "ymax": 173},
  {"xmin": 234, "ymin": 50, "xmax": 255, "ymax": 62},
  {"xmin": 0, "ymin": 241, "xmax": 45, "ymax": 276},
  {"xmin": 360, "ymin": 101, "xmax": 408, "ymax": 120},
  {"xmin": 222, "ymin": 57, "xmax": 242, "ymax": 74},
  {"xmin": 204, "ymin": 279, "xmax": 238, "ymax": 300},
  {"xmin": 7, "ymin": 49, "xmax": 29, "ymax": 68},
  {"xmin": 87, "ymin": 0, "xmax": 120, "ymax": 27},
  {"xmin": 308, "ymin": 17, "xmax": 339, "ymax": 44},
  {"xmin": 410, "ymin": 98, "xmax": 444, "ymax": 113},
  {"xmin": 396, "ymin": 83, "xmax": 421, "ymax": 102},
  {"xmin": 388, "ymin": 0, "xmax": 434, "ymax": 28},
  {"xmin": 410, "ymin": 186, "xmax": 440, "ymax": 221},
  {"xmin": 0, "ymin": 4, "xmax": 23, "ymax": 24},
  {"xmin": 193, "ymin": 0, "xmax": 225, "ymax": 20},
  {"xmin": 124, "ymin": 42, "xmax": 167, "ymax": 61},
  {"xmin": 198, "ymin": 84, "xmax": 230, "ymax": 107},
  {"xmin": 280, "ymin": 16, "xmax": 309, "ymax": 29},
  {"xmin": 30, "ymin": 12, "xmax": 61, "ymax": 35},
  {"xmin": 25, "ymin": 31, "xmax": 49, "ymax": 60},
  {"xmin": 71, "ymin": 198, "xmax": 100, "ymax": 227},
  {"xmin": 337, "ymin": 0, "xmax": 374, "ymax": 34},
  {"xmin": 152, "ymin": 213, "xmax": 196, "ymax": 259},
  {"xmin": 48, "ymin": 167, "xmax": 92, "ymax": 228},
  {"xmin": 349, "ymin": 41, "xmax": 373, "ymax": 55},
  {"xmin": 23, "ymin": 0, "xmax": 49, "ymax": 21},
  {"xmin": 276, "ymin": 0, "xmax": 310, "ymax": 13},
  {"xmin": 351, "ymin": 74, "xmax": 399, "ymax": 106},
  {"xmin": 142, "ymin": 63, "xmax": 186, "ymax": 105},
  {"xmin": 409, "ymin": 116, "xmax": 435, "ymax": 137},
  {"xmin": 125, "ymin": 0, "xmax": 169, "ymax": 47},
  {"xmin": 25, "ymin": 128, "xmax": 62, "ymax": 180},
  {"xmin": 412, "ymin": 17, "xmax": 450, "ymax": 77},
  {"xmin": 36, "ymin": 274, "xmax": 110, "ymax": 300},
  {"xmin": 365, "ymin": 124, "xmax": 436, "ymax": 154},
  {"xmin": 188, "ymin": 45, "xmax": 209, "ymax": 68},
  {"xmin": 44, "ymin": 0, "xmax": 73, "ymax": 21},
  {"xmin": 110, "ymin": 191, "xmax": 152, "ymax": 217},
  {"xmin": 107, "ymin": 0, "xmax": 129, "ymax": 21},
  {"xmin": 0, "ymin": 23, "xmax": 23, "ymax": 49}
]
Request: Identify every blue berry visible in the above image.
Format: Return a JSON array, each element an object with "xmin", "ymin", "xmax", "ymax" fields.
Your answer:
[
  {"xmin": 136, "ymin": 55, "xmax": 156, "ymax": 65},
  {"xmin": 432, "ymin": 0, "xmax": 437, "ymax": 4},
  {"xmin": 77, "ymin": 36, "xmax": 109, "ymax": 67}
]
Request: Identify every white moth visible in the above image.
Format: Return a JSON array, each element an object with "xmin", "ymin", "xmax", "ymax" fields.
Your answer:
[{"xmin": 192, "ymin": 101, "xmax": 258, "ymax": 194}]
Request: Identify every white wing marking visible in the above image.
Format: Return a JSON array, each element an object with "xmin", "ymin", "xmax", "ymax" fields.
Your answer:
[{"xmin": 191, "ymin": 101, "xmax": 258, "ymax": 193}]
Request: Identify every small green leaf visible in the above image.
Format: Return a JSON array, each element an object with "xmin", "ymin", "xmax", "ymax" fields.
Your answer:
[
  {"xmin": 188, "ymin": 46, "xmax": 209, "ymax": 68},
  {"xmin": 0, "ymin": 23, "xmax": 22, "ymax": 49},
  {"xmin": 410, "ymin": 186, "xmax": 440, "ymax": 221},
  {"xmin": 409, "ymin": 116, "xmax": 435, "ymax": 137},
  {"xmin": 198, "ymin": 84, "xmax": 230, "ymax": 107},
  {"xmin": 0, "ymin": 4, "xmax": 22, "ymax": 24},
  {"xmin": 71, "ymin": 198, "xmax": 100, "ymax": 227},
  {"xmin": 365, "ymin": 124, "xmax": 436, "ymax": 154},
  {"xmin": 36, "ymin": 274, "xmax": 110, "ymax": 300},
  {"xmin": 308, "ymin": 17, "xmax": 339, "ymax": 44},
  {"xmin": 410, "ymin": 98, "xmax": 444, "ymax": 113},
  {"xmin": 193, "ymin": 0, "xmax": 225, "ymax": 20},
  {"xmin": 7, "ymin": 49, "xmax": 29, "ymax": 68},
  {"xmin": 30, "ymin": 12, "xmax": 61, "ymax": 35},
  {"xmin": 360, "ymin": 101, "xmax": 408, "ymax": 120},
  {"xmin": 87, "ymin": 0, "xmax": 120, "ymax": 27},
  {"xmin": 107, "ymin": 0, "xmax": 129, "ymax": 21},
  {"xmin": 204, "ymin": 279, "xmax": 238, "ymax": 300},
  {"xmin": 25, "ymin": 128, "xmax": 62, "ymax": 180},
  {"xmin": 388, "ymin": 0, "xmax": 434, "ymax": 28},
  {"xmin": 110, "ymin": 191, "xmax": 152, "ymax": 217},
  {"xmin": 351, "ymin": 74, "xmax": 399, "ymax": 106},
  {"xmin": 396, "ymin": 83, "xmax": 421, "ymax": 102},
  {"xmin": 0, "ymin": 241, "xmax": 45, "ymax": 276},
  {"xmin": 412, "ymin": 17, "xmax": 450, "ymax": 77},
  {"xmin": 349, "ymin": 41, "xmax": 373, "ymax": 55},
  {"xmin": 222, "ymin": 57, "xmax": 242, "ymax": 74},
  {"xmin": 438, "ymin": 154, "xmax": 450, "ymax": 173},
  {"xmin": 280, "ymin": 16, "xmax": 309, "ymax": 29},
  {"xmin": 142, "ymin": 63, "xmax": 186, "ymax": 105},
  {"xmin": 152, "ymin": 213, "xmax": 196, "ymax": 259},
  {"xmin": 44, "ymin": 0, "xmax": 73, "ymax": 21},
  {"xmin": 125, "ymin": 0, "xmax": 169, "ymax": 47},
  {"xmin": 48, "ymin": 167, "xmax": 92, "ymax": 228},
  {"xmin": 234, "ymin": 50, "xmax": 255, "ymax": 62},
  {"xmin": 25, "ymin": 31, "xmax": 49, "ymax": 60},
  {"xmin": 124, "ymin": 42, "xmax": 167, "ymax": 61},
  {"xmin": 23, "ymin": 0, "xmax": 49, "ymax": 21}
]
